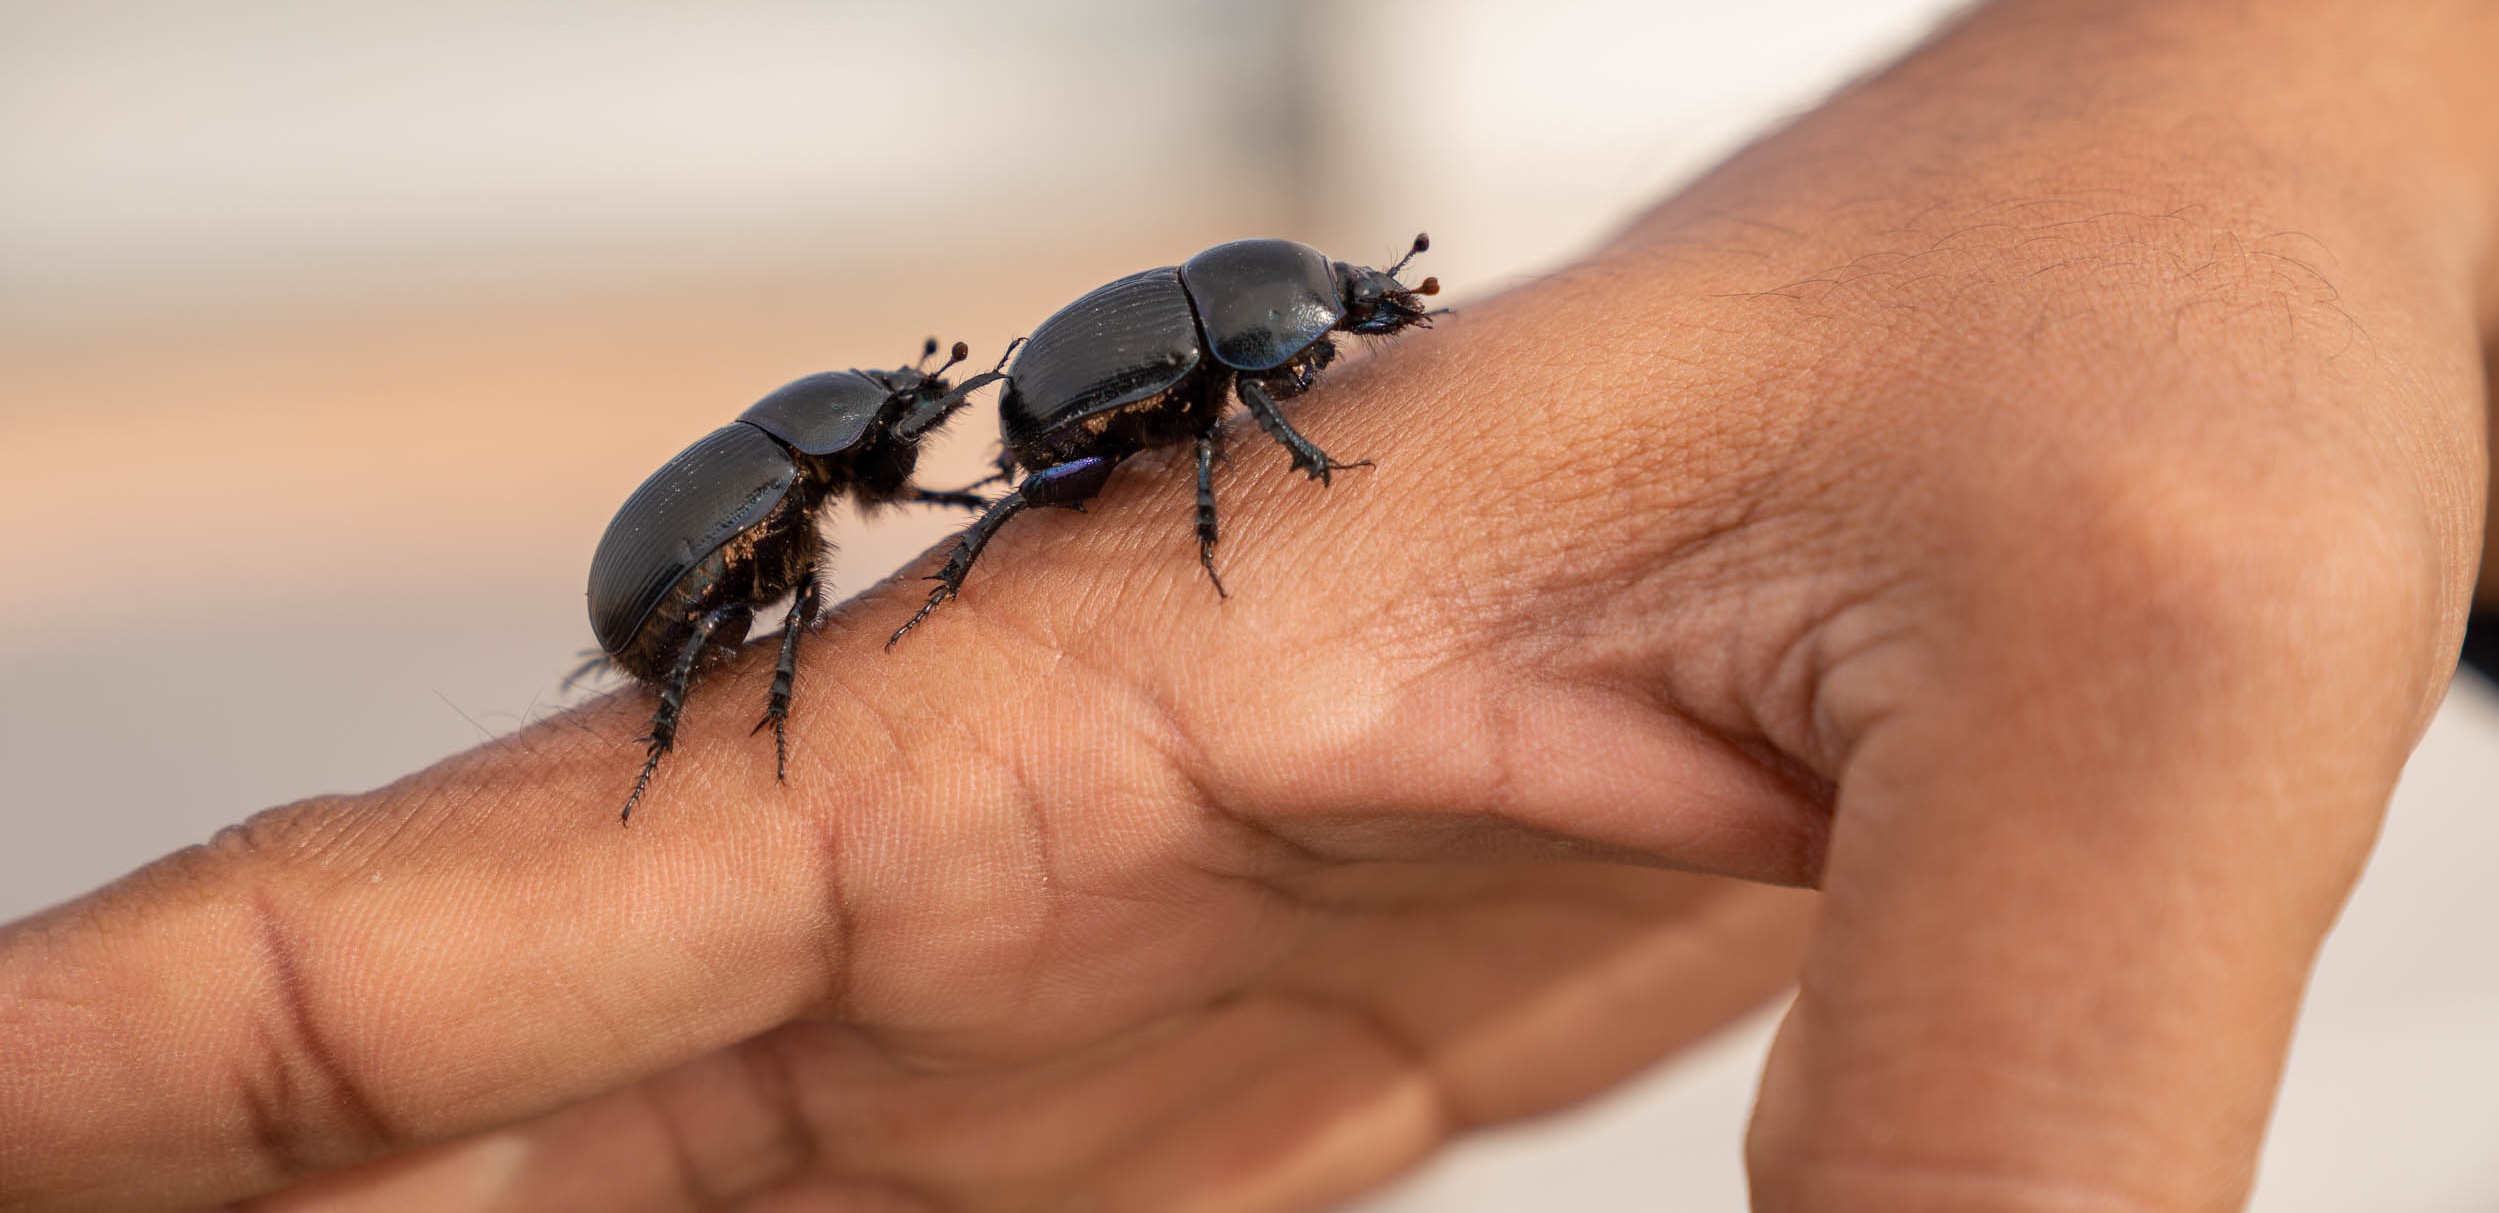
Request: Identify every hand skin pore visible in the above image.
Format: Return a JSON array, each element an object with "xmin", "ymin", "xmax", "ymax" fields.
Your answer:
[{"xmin": 2, "ymin": 1, "xmax": 2494, "ymax": 1211}]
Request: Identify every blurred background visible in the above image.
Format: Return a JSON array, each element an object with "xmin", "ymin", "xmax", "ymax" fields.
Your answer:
[{"xmin": 2, "ymin": 1, "xmax": 2492, "ymax": 1208}]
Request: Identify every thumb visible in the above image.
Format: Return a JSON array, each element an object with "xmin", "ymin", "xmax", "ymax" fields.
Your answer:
[{"xmin": 1744, "ymin": 479, "xmax": 2448, "ymax": 1211}]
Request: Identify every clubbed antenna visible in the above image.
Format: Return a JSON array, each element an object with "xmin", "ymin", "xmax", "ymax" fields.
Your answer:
[
  {"xmin": 1388, "ymin": 232, "xmax": 1430, "ymax": 278},
  {"xmin": 1414, "ymin": 276, "xmax": 1440, "ymax": 296},
  {"xmin": 930, "ymin": 340, "xmax": 970, "ymax": 378},
  {"xmin": 901, "ymin": 336, "xmax": 1024, "ymax": 440},
  {"xmin": 915, "ymin": 336, "xmax": 941, "ymax": 370}
]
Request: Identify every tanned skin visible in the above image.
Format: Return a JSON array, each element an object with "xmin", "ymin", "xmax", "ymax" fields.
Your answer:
[{"xmin": 3, "ymin": 1, "xmax": 2495, "ymax": 1210}]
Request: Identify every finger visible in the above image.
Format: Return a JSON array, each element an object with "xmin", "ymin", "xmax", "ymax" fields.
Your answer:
[
  {"xmin": 0, "ymin": 635, "xmax": 1796, "ymax": 1213},
  {"xmin": 0, "ymin": 614, "xmax": 1209, "ymax": 1212},
  {"xmin": 240, "ymin": 870, "xmax": 1813, "ymax": 1212},
  {"xmin": 0, "ymin": 278, "xmax": 1823, "ymax": 1212},
  {"xmin": 1745, "ymin": 495, "xmax": 2443, "ymax": 1211},
  {"xmin": 0, "ymin": 703, "xmax": 855, "ymax": 1212},
  {"xmin": 973, "ymin": 296, "xmax": 1838, "ymax": 886}
]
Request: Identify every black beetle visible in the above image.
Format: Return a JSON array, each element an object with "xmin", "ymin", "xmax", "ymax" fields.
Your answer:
[
  {"xmin": 587, "ymin": 339, "xmax": 1010, "ymax": 820},
  {"xmin": 887, "ymin": 234, "xmax": 1438, "ymax": 644}
]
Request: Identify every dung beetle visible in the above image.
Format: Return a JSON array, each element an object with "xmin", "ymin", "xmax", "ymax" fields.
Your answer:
[
  {"xmin": 587, "ymin": 339, "xmax": 1010, "ymax": 820},
  {"xmin": 887, "ymin": 234, "xmax": 1438, "ymax": 644}
]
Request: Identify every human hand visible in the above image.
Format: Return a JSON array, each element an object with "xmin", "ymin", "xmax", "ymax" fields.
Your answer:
[{"xmin": 4, "ymin": 1, "xmax": 2493, "ymax": 1210}]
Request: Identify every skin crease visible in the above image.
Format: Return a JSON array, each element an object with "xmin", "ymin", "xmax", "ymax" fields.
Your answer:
[
  {"xmin": 2483, "ymin": 343, "xmax": 2499, "ymax": 607},
  {"xmin": 1, "ymin": 0, "xmax": 2495, "ymax": 1210}
]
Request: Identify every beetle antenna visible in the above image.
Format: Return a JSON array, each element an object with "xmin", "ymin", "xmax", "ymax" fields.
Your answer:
[
  {"xmin": 930, "ymin": 340, "xmax": 969, "ymax": 378},
  {"xmin": 906, "ymin": 339, "xmax": 1026, "ymax": 436},
  {"xmin": 559, "ymin": 650, "xmax": 612, "ymax": 694},
  {"xmin": 916, "ymin": 336, "xmax": 941, "ymax": 370},
  {"xmin": 1387, "ymin": 232, "xmax": 1430, "ymax": 278}
]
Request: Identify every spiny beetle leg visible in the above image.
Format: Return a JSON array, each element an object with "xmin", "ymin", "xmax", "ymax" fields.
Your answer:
[
  {"xmin": 623, "ymin": 604, "xmax": 746, "ymax": 823},
  {"xmin": 1238, "ymin": 378, "xmax": 1367, "ymax": 486},
  {"xmin": 890, "ymin": 492, "xmax": 1031, "ymax": 648},
  {"xmin": 886, "ymin": 456, "xmax": 1119, "ymax": 647},
  {"xmin": 1195, "ymin": 429, "xmax": 1228, "ymax": 597},
  {"xmin": 751, "ymin": 564, "xmax": 821, "ymax": 781},
  {"xmin": 907, "ymin": 487, "xmax": 991, "ymax": 512}
]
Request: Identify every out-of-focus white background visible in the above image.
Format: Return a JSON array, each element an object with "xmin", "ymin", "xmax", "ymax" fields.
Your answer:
[{"xmin": 2, "ymin": 2, "xmax": 2491, "ymax": 1208}]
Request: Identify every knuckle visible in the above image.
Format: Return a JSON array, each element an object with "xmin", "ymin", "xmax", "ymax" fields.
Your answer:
[
  {"xmin": 1875, "ymin": 437, "xmax": 2461, "ymax": 808},
  {"xmin": 2041, "ymin": 453, "xmax": 2432, "ymax": 663},
  {"xmin": 226, "ymin": 883, "xmax": 398, "ymax": 1182},
  {"xmin": 200, "ymin": 794, "xmax": 376, "ymax": 876}
]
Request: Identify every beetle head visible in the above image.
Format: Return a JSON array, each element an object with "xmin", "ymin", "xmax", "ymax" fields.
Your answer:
[
  {"xmin": 887, "ymin": 340, "xmax": 973, "ymax": 442},
  {"xmin": 1335, "ymin": 232, "xmax": 1441, "ymax": 335}
]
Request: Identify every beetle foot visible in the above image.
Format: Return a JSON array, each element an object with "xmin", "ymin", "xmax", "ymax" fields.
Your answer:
[
  {"xmin": 747, "ymin": 710, "xmax": 789, "ymax": 780},
  {"xmin": 618, "ymin": 604, "xmax": 739, "ymax": 823},
  {"xmin": 755, "ymin": 567, "xmax": 814, "ymax": 783},
  {"xmin": 889, "ymin": 485, "xmax": 1039, "ymax": 648},
  {"xmin": 893, "ymin": 557, "xmax": 973, "ymax": 646},
  {"xmin": 621, "ymin": 726, "xmax": 674, "ymax": 823},
  {"xmin": 1194, "ymin": 429, "xmax": 1228, "ymax": 595},
  {"xmin": 888, "ymin": 583, "xmax": 957, "ymax": 648},
  {"xmin": 1237, "ymin": 378, "xmax": 1367, "ymax": 487},
  {"xmin": 1293, "ymin": 451, "xmax": 1372, "ymax": 487}
]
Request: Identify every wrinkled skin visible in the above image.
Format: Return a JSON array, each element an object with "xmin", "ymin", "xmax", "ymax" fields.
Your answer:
[{"xmin": 3, "ymin": 1, "xmax": 2495, "ymax": 1211}]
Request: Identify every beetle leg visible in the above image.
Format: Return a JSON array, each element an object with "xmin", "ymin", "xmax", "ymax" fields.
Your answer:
[
  {"xmin": 560, "ymin": 649, "xmax": 613, "ymax": 693},
  {"xmin": 623, "ymin": 604, "xmax": 746, "ymax": 823},
  {"xmin": 1021, "ymin": 455, "xmax": 1120, "ymax": 508},
  {"xmin": 1237, "ymin": 378, "xmax": 1369, "ymax": 486},
  {"xmin": 1300, "ymin": 336, "xmax": 1338, "ymax": 384},
  {"xmin": 888, "ymin": 491, "xmax": 1032, "ymax": 647},
  {"xmin": 905, "ymin": 486, "xmax": 992, "ymax": 512},
  {"xmin": 916, "ymin": 447, "xmax": 1017, "ymax": 499},
  {"xmin": 751, "ymin": 566, "xmax": 821, "ymax": 781},
  {"xmin": 1195, "ymin": 428, "xmax": 1228, "ymax": 598},
  {"xmin": 887, "ymin": 456, "xmax": 1118, "ymax": 647}
]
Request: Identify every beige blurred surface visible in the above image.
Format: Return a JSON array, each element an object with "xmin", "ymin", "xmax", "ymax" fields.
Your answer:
[{"xmin": 3, "ymin": 3, "xmax": 2493, "ymax": 1208}]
